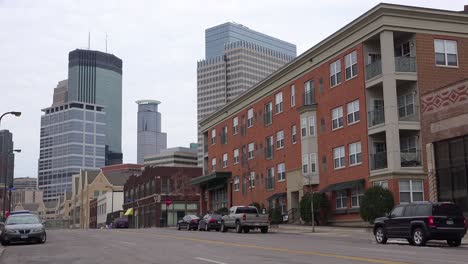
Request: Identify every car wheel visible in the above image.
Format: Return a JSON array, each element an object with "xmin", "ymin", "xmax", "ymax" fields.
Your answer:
[
  {"xmin": 216, "ymin": 228, "xmax": 220, "ymax": 232},
  {"xmin": 374, "ymin": 227, "xmax": 387, "ymax": 244},
  {"xmin": 412, "ymin": 228, "xmax": 426, "ymax": 246},
  {"xmin": 221, "ymin": 222, "xmax": 227, "ymax": 233},
  {"xmin": 205, "ymin": 224, "xmax": 210, "ymax": 232},
  {"xmin": 243, "ymin": 227, "xmax": 250, "ymax": 233},
  {"xmin": 177, "ymin": 224, "xmax": 181, "ymax": 230},
  {"xmin": 39, "ymin": 232, "xmax": 47, "ymax": 244},
  {"xmin": 235, "ymin": 222, "xmax": 242, "ymax": 233},
  {"xmin": 407, "ymin": 238, "xmax": 415, "ymax": 246},
  {"xmin": 187, "ymin": 223, "xmax": 191, "ymax": 231},
  {"xmin": 260, "ymin": 226, "xmax": 268, "ymax": 233},
  {"xmin": 198, "ymin": 224, "xmax": 203, "ymax": 231},
  {"xmin": 1, "ymin": 239, "xmax": 9, "ymax": 246},
  {"xmin": 447, "ymin": 239, "xmax": 462, "ymax": 247}
]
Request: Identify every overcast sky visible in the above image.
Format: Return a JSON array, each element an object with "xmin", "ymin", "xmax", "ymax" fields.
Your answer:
[{"xmin": 0, "ymin": 0, "xmax": 466, "ymax": 179}]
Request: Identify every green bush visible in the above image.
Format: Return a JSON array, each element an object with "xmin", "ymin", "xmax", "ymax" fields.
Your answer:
[
  {"xmin": 360, "ymin": 186, "xmax": 395, "ymax": 224},
  {"xmin": 269, "ymin": 208, "xmax": 283, "ymax": 224},
  {"xmin": 300, "ymin": 192, "xmax": 329, "ymax": 224}
]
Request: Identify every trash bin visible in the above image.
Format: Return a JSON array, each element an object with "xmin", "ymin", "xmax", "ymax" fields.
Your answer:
[{"xmin": 159, "ymin": 218, "xmax": 166, "ymax": 227}]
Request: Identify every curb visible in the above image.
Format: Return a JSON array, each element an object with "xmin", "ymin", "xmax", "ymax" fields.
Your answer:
[{"xmin": 0, "ymin": 247, "xmax": 5, "ymax": 258}]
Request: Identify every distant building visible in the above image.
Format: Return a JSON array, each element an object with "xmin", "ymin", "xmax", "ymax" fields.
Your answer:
[
  {"xmin": 11, "ymin": 189, "xmax": 45, "ymax": 218},
  {"xmin": 0, "ymin": 129, "xmax": 14, "ymax": 186},
  {"xmin": 52, "ymin": 80, "xmax": 68, "ymax": 106},
  {"xmin": 136, "ymin": 100, "xmax": 167, "ymax": 164},
  {"xmin": 13, "ymin": 177, "xmax": 37, "ymax": 190},
  {"xmin": 144, "ymin": 147, "xmax": 197, "ymax": 167}
]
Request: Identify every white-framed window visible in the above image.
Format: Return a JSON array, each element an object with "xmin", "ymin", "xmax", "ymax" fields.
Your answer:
[
  {"xmin": 333, "ymin": 146, "xmax": 346, "ymax": 169},
  {"xmin": 211, "ymin": 158, "xmax": 216, "ymax": 171},
  {"xmin": 248, "ymin": 142, "xmax": 254, "ymax": 159},
  {"xmin": 249, "ymin": 172, "xmax": 255, "ymax": 188},
  {"xmin": 233, "ymin": 149, "xmax": 239, "ymax": 164},
  {"xmin": 290, "ymin": 85, "xmax": 296, "ymax": 107},
  {"xmin": 351, "ymin": 186, "xmax": 364, "ymax": 207},
  {"xmin": 373, "ymin": 180, "xmax": 388, "ymax": 189},
  {"xmin": 397, "ymin": 93, "xmax": 415, "ymax": 118},
  {"xmin": 330, "ymin": 59, "xmax": 342, "ymax": 87},
  {"xmin": 222, "ymin": 153, "xmax": 228, "ymax": 168},
  {"xmin": 234, "ymin": 176, "xmax": 240, "ymax": 191},
  {"xmin": 275, "ymin": 92, "xmax": 283, "ymax": 113},
  {"xmin": 233, "ymin": 117, "xmax": 239, "ymax": 135},
  {"xmin": 399, "ymin": 180, "xmax": 423, "ymax": 203},
  {"xmin": 400, "ymin": 136, "xmax": 417, "ymax": 153},
  {"xmin": 332, "ymin": 107, "xmax": 344, "ymax": 130},
  {"xmin": 336, "ymin": 191, "xmax": 347, "ymax": 209},
  {"xmin": 395, "ymin": 41, "xmax": 411, "ymax": 57},
  {"xmin": 302, "ymin": 154, "xmax": 309, "ymax": 174},
  {"xmin": 292, "ymin": 125, "xmax": 297, "ymax": 144},
  {"xmin": 308, "ymin": 115, "xmax": 316, "ymax": 136},
  {"xmin": 277, "ymin": 163, "xmax": 285, "ymax": 181},
  {"xmin": 247, "ymin": 108, "xmax": 254, "ymax": 128},
  {"xmin": 434, "ymin": 39, "xmax": 458, "ymax": 66},
  {"xmin": 301, "ymin": 117, "xmax": 307, "ymax": 137},
  {"xmin": 345, "ymin": 51, "xmax": 358, "ymax": 80},
  {"xmin": 276, "ymin": 130, "xmax": 284, "ymax": 149},
  {"xmin": 347, "ymin": 100, "xmax": 360, "ymax": 124},
  {"xmin": 349, "ymin": 142, "xmax": 362, "ymax": 166},
  {"xmin": 310, "ymin": 153, "xmax": 317, "ymax": 173},
  {"xmin": 211, "ymin": 129, "xmax": 216, "ymax": 145}
]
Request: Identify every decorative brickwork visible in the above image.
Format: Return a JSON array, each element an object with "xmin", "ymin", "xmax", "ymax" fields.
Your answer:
[{"xmin": 421, "ymin": 80, "xmax": 468, "ymax": 114}]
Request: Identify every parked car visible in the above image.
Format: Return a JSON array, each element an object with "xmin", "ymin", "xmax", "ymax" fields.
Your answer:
[
  {"xmin": 374, "ymin": 202, "xmax": 467, "ymax": 247},
  {"xmin": 198, "ymin": 213, "xmax": 222, "ymax": 231},
  {"xmin": 113, "ymin": 217, "xmax": 129, "ymax": 228},
  {"xmin": 220, "ymin": 206, "xmax": 269, "ymax": 233},
  {"xmin": 10, "ymin": 210, "xmax": 31, "ymax": 216},
  {"xmin": 0, "ymin": 213, "xmax": 46, "ymax": 246},
  {"xmin": 177, "ymin": 215, "xmax": 200, "ymax": 231}
]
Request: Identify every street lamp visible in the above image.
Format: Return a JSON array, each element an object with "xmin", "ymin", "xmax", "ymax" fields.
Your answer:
[
  {"xmin": 0, "ymin": 111, "xmax": 22, "ymax": 127},
  {"xmin": 2, "ymin": 149, "xmax": 21, "ymax": 219}
]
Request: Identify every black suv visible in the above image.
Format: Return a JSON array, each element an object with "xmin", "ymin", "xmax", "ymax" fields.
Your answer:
[{"xmin": 374, "ymin": 202, "xmax": 466, "ymax": 247}]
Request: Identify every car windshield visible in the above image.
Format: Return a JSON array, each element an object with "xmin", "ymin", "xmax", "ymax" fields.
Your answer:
[
  {"xmin": 236, "ymin": 207, "xmax": 258, "ymax": 214},
  {"xmin": 6, "ymin": 215, "xmax": 40, "ymax": 225}
]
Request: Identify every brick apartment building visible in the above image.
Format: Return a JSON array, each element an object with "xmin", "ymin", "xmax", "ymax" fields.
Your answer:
[
  {"xmin": 123, "ymin": 166, "xmax": 202, "ymax": 228},
  {"xmin": 193, "ymin": 4, "xmax": 468, "ymax": 224}
]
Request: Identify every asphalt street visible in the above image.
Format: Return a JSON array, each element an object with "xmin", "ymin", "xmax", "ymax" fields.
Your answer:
[{"xmin": 1, "ymin": 227, "xmax": 468, "ymax": 264}]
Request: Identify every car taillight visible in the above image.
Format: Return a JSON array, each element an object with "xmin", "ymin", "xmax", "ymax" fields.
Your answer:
[
  {"xmin": 428, "ymin": 216, "xmax": 435, "ymax": 227},
  {"xmin": 242, "ymin": 213, "xmax": 246, "ymax": 221},
  {"xmin": 209, "ymin": 219, "xmax": 216, "ymax": 223}
]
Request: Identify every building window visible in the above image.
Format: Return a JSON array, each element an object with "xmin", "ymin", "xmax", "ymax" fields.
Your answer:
[
  {"xmin": 276, "ymin": 130, "xmax": 284, "ymax": 149},
  {"xmin": 211, "ymin": 129, "xmax": 216, "ymax": 145},
  {"xmin": 397, "ymin": 93, "xmax": 415, "ymax": 118},
  {"xmin": 301, "ymin": 117, "xmax": 307, "ymax": 137},
  {"xmin": 248, "ymin": 143, "xmax": 254, "ymax": 159},
  {"xmin": 266, "ymin": 167, "xmax": 275, "ymax": 190},
  {"xmin": 233, "ymin": 149, "xmax": 239, "ymax": 164},
  {"xmin": 434, "ymin": 39, "xmax": 458, "ymax": 66},
  {"xmin": 336, "ymin": 191, "xmax": 347, "ymax": 209},
  {"xmin": 308, "ymin": 115, "xmax": 316, "ymax": 136},
  {"xmin": 395, "ymin": 41, "xmax": 411, "ymax": 57},
  {"xmin": 304, "ymin": 80, "xmax": 315, "ymax": 105},
  {"xmin": 275, "ymin": 92, "xmax": 283, "ymax": 114},
  {"xmin": 330, "ymin": 59, "xmax": 342, "ymax": 87},
  {"xmin": 233, "ymin": 117, "xmax": 239, "ymax": 135},
  {"xmin": 277, "ymin": 163, "xmax": 286, "ymax": 181},
  {"xmin": 249, "ymin": 172, "xmax": 255, "ymax": 188},
  {"xmin": 264, "ymin": 102, "xmax": 272, "ymax": 125},
  {"xmin": 347, "ymin": 100, "xmax": 360, "ymax": 124},
  {"xmin": 265, "ymin": 136, "xmax": 274, "ymax": 159},
  {"xmin": 234, "ymin": 176, "xmax": 240, "ymax": 191},
  {"xmin": 310, "ymin": 153, "xmax": 317, "ymax": 173},
  {"xmin": 211, "ymin": 158, "xmax": 216, "ymax": 172},
  {"xmin": 221, "ymin": 126, "xmax": 228, "ymax": 144},
  {"xmin": 290, "ymin": 85, "xmax": 295, "ymax": 107},
  {"xmin": 302, "ymin": 154, "xmax": 309, "ymax": 174},
  {"xmin": 373, "ymin": 180, "xmax": 388, "ymax": 189},
  {"xmin": 292, "ymin": 125, "xmax": 297, "ymax": 144},
  {"xmin": 351, "ymin": 186, "xmax": 364, "ymax": 207},
  {"xmin": 222, "ymin": 153, "xmax": 228, "ymax": 168},
  {"xmin": 349, "ymin": 142, "xmax": 362, "ymax": 166},
  {"xmin": 399, "ymin": 180, "xmax": 423, "ymax": 203},
  {"xmin": 247, "ymin": 108, "xmax": 254, "ymax": 128},
  {"xmin": 333, "ymin": 146, "xmax": 346, "ymax": 169},
  {"xmin": 332, "ymin": 107, "xmax": 344, "ymax": 130},
  {"xmin": 400, "ymin": 136, "xmax": 417, "ymax": 153},
  {"xmin": 345, "ymin": 51, "xmax": 358, "ymax": 80}
]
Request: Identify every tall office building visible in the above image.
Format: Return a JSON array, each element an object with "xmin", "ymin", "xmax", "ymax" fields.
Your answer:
[
  {"xmin": 197, "ymin": 22, "xmax": 297, "ymax": 165},
  {"xmin": 136, "ymin": 100, "xmax": 167, "ymax": 164},
  {"xmin": 0, "ymin": 130, "xmax": 14, "ymax": 186},
  {"xmin": 13, "ymin": 177, "xmax": 38, "ymax": 190},
  {"xmin": 38, "ymin": 101, "xmax": 106, "ymax": 201},
  {"xmin": 68, "ymin": 49, "xmax": 123, "ymax": 165}
]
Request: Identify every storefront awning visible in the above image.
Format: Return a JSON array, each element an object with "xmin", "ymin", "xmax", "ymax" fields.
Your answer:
[
  {"xmin": 191, "ymin": 172, "xmax": 231, "ymax": 186},
  {"xmin": 267, "ymin": 192, "xmax": 287, "ymax": 201},
  {"xmin": 320, "ymin": 179, "xmax": 365, "ymax": 193},
  {"xmin": 124, "ymin": 208, "xmax": 134, "ymax": 216}
]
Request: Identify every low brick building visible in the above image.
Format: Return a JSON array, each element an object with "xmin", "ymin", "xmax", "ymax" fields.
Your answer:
[{"xmin": 123, "ymin": 166, "xmax": 202, "ymax": 228}]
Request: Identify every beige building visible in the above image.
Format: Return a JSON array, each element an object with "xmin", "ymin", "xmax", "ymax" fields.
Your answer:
[{"xmin": 11, "ymin": 189, "xmax": 46, "ymax": 219}]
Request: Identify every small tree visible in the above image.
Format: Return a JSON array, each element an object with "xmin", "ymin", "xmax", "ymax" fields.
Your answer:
[
  {"xmin": 300, "ymin": 192, "xmax": 329, "ymax": 224},
  {"xmin": 360, "ymin": 186, "xmax": 395, "ymax": 224}
]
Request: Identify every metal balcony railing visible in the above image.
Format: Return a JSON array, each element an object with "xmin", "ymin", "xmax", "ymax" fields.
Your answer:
[
  {"xmin": 370, "ymin": 152, "xmax": 388, "ymax": 170},
  {"xmin": 368, "ymin": 109, "xmax": 385, "ymax": 127},
  {"xmin": 400, "ymin": 150, "xmax": 422, "ymax": 167},
  {"xmin": 398, "ymin": 105, "xmax": 419, "ymax": 121},
  {"xmin": 303, "ymin": 92, "xmax": 315, "ymax": 106},
  {"xmin": 395, "ymin": 56, "xmax": 416, "ymax": 72},
  {"xmin": 365, "ymin": 60, "xmax": 382, "ymax": 80}
]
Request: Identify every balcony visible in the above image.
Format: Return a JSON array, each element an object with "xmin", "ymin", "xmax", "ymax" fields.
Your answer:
[
  {"xmin": 303, "ymin": 173, "xmax": 319, "ymax": 185},
  {"xmin": 395, "ymin": 57, "xmax": 416, "ymax": 72},
  {"xmin": 368, "ymin": 109, "xmax": 385, "ymax": 127},
  {"xmin": 303, "ymin": 92, "xmax": 315, "ymax": 106},
  {"xmin": 398, "ymin": 105, "xmax": 419, "ymax": 122},
  {"xmin": 365, "ymin": 60, "xmax": 382, "ymax": 80},
  {"xmin": 370, "ymin": 152, "xmax": 388, "ymax": 170},
  {"xmin": 400, "ymin": 150, "xmax": 422, "ymax": 167}
]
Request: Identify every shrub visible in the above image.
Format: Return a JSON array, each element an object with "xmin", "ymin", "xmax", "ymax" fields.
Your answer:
[
  {"xmin": 360, "ymin": 186, "xmax": 395, "ymax": 224},
  {"xmin": 300, "ymin": 192, "xmax": 329, "ymax": 224},
  {"xmin": 269, "ymin": 208, "xmax": 283, "ymax": 224}
]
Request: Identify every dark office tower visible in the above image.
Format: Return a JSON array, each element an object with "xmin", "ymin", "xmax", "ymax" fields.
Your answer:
[
  {"xmin": 0, "ymin": 130, "xmax": 14, "ymax": 186},
  {"xmin": 67, "ymin": 49, "xmax": 123, "ymax": 165}
]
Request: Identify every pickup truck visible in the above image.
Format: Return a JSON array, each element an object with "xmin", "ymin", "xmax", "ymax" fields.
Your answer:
[{"xmin": 220, "ymin": 206, "xmax": 269, "ymax": 233}]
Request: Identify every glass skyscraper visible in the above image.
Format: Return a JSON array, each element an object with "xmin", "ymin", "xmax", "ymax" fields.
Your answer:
[{"xmin": 136, "ymin": 100, "xmax": 167, "ymax": 164}]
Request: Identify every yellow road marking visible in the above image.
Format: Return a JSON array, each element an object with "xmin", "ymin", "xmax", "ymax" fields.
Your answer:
[{"xmin": 118, "ymin": 229, "xmax": 409, "ymax": 264}]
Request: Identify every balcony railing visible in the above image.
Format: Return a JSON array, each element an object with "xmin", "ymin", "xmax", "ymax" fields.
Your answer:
[
  {"xmin": 365, "ymin": 60, "xmax": 382, "ymax": 80},
  {"xmin": 395, "ymin": 56, "xmax": 416, "ymax": 72},
  {"xmin": 368, "ymin": 109, "xmax": 385, "ymax": 127},
  {"xmin": 370, "ymin": 152, "xmax": 388, "ymax": 170},
  {"xmin": 400, "ymin": 150, "xmax": 422, "ymax": 167},
  {"xmin": 398, "ymin": 105, "xmax": 419, "ymax": 121},
  {"xmin": 303, "ymin": 92, "xmax": 315, "ymax": 106}
]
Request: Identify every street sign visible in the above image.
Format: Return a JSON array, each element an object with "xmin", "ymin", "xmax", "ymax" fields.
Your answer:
[{"xmin": 165, "ymin": 197, "xmax": 172, "ymax": 207}]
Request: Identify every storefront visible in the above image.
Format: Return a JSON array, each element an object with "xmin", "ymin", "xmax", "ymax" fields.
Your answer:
[{"xmin": 191, "ymin": 172, "xmax": 231, "ymax": 214}]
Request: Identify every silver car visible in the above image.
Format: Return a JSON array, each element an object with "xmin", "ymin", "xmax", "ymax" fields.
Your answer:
[{"xmin": 1, "ymin": 213, "xmax": 46, "ymax": 246}]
